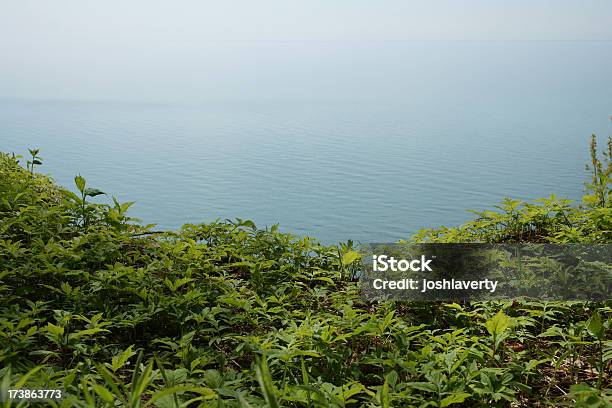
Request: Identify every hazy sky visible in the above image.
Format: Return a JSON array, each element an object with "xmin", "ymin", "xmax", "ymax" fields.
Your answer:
[{"xmin": 1, "ymin": 1, "xmax": 611, "ymax": 102}]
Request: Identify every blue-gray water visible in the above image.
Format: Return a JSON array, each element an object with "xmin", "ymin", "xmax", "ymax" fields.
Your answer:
[{"xmin": 1, "ymin": 42, "xmax": 611, "ymax": 243}]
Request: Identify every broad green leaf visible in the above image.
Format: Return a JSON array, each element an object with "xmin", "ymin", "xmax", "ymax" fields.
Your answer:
[
  {"xmin": 440, "ymin": 393, "xmax": 471, "ymax": 407},
  {"xmin": 14, "ymin": 366, "xmax": 44, "ymax": 388},
  {"xmin": 111, "ymin": 345, "xmax": 136, "ymax": 372},
  {"xmin": 74, "ymin": 175, "xmax": 86, "ymax": 193},
  {"xmin": 342, "ymin": 251, "xmax": 361, "ymax": 266},
  {"xmin": 486, "ymin": 310, "xmax": 510, "ymax": 336},
  {"xmin": 405, "ymin": 382, "xmax": 437, "ymax": 393},
  {"xmin": 93, "ymin": 384, "xmax": 115, "ymax": 403},
  {"xmin": 84, "ymin": 187, "xmax": 105, "ymax": 197},
  {"xmin": 146, "ymin": 386, "xmax": 216, "ymax": 407},
  {"xmin": 46, "ymin": 323, "xmax": 64, "ymax": 337},
  {"xmin": 587, "ymin": 311, "xmax": 604, "ymax": 340}
]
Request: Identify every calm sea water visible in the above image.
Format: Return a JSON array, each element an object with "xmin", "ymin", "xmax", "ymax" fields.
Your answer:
[{"xmin": 1, "ymin": 42, "xmax": 611, "ymax": 243}]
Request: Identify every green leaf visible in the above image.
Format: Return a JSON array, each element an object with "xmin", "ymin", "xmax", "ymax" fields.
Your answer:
[
  {"xmin": 405, "ymin": 382, "xmax": 437, "ymax": 393},
  {"xmin": 1, "ymin": 367, "xmax": 12, "ymax": 408},
  {"xmin": 74, "ymin": 175, "xmax": 86, "ymax": 193},
  {"xmin": 81, "ymin": 379, "xmax": 95, "ymax": 406},
  {"xmin": 341, "ymin": 251, "xmax": 361, "ymax": 266},
  {"xmin": 440, "ymin": 393, "xmax": 471, "ymax": 407},
  {"xmin": 84, "ymin": 188, "xmax": 105, "ymax": 197},
  {"xmin": 93, "ymin": 384, "xmax": 115, "ymax": 403},
  {"xmin": 381, "ymin": 376, "xmax": 391, "ymax": 408},
  {"xmin": 146, "ymin": 386, "xmax": 216, "ymax": 407},
  {"xmin": 486, "ymin": 310, "xmax": 510, "ymax": 336},
  {"xmin": 95, "ymin": 364, "xmax": 125, "ymax": 403},
  {"xmin": 14, "ymin": 366, "xmax": 44, "ymax": 388},
  {"xmin": 46, "ymin": 323, "xmax": 65, "ymax": 337},
  {"xmin": 255, "ymin": 358, "xmax": 280, "ymax": 408},
  {"xmin": 63, "ymin": 190, "xmax": 82, "ymax": 203},
  {"xmin": 587, "ymin": 311, "xmax": 604, "ymax": 340},
  {"xmin": 385, "ymin": 370, "xmax": 398, "ymax": 388},
  {"xmin": 241, "ymin": 219, "xmax": 257, "ymax": 229},
  {"xmin": 111, "ymin": 345, "xmax": 136, "ymax": 372},
  {"xmin": 238, "ymin": 396, "xmax": 254, "ymax": 408},
  {"xmin": 130, "ymin": 360, "xmax": 154, "ymax": 405},
  {"xmin": 202, "ymin": 370, "xmax": 223, "ymax": 388}
]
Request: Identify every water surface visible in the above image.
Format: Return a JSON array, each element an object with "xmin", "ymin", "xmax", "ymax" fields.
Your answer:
[{"xmin": 1, "ymin": 41, "xmax": 611, "ymax": 243}]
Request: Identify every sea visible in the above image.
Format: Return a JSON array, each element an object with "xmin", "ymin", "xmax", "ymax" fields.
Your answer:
[{"xmin": 1, "ymin": 41, "xmax": 611, "ymax": 243}]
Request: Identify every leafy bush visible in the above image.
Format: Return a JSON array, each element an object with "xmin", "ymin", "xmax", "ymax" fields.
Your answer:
[{"xmin": 0, "ymin": 137, "xmax": 610, "ymax": 407}]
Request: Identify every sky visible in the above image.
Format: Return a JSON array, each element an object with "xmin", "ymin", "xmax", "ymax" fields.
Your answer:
[{"xmin": 1, "ymin": 0, "xmax": 611, "ymax": 102}]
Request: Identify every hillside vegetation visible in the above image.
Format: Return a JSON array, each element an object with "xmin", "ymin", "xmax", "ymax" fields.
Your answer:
[{"xmin": 0, "ymin": 137, "xmax": 611, "ymax": 407}]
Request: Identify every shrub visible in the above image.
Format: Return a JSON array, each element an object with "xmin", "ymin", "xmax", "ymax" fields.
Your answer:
[{"xmin": 0, "ymin": 137, "xmax": 610, "ymax": 407}]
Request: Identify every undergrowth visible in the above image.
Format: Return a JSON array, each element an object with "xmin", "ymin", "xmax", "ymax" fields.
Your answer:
[{"xmin": 0, "ymin": 135, "xmax": 611, "ymax": 407}]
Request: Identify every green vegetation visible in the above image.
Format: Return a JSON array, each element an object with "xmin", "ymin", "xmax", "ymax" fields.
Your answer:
[{"xmin": 0, "ymin": 136, "xmax": 611, "ymax": 407}]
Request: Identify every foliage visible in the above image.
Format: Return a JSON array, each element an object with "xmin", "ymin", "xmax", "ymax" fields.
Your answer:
[
  {"xmin": 0, "ymin": 137, "xmax": 611, "ymax": 407},
  {"xmin": 412, "ymin": 136, "xmax": 611, "ymax": 245}
]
